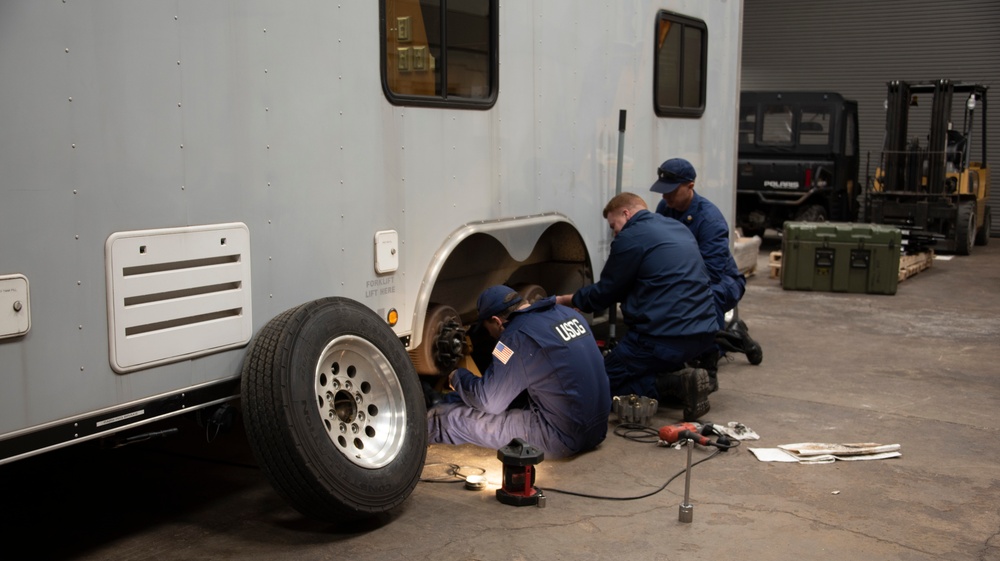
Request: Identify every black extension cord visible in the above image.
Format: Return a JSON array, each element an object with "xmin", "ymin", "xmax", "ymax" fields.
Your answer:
[{"xmin": 419, "ymin": 423, "xmax": 739, "ymax": 501}]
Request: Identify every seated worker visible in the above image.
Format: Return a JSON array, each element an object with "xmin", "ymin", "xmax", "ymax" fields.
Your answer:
[
  {"xmin": 652, "ymin": 158, "xmax": 746, "ymax": 390},
  {"xmin": 555, "ymin": 193, "xmax": 718, "ymax": 421},
  {"xmin": 426, "ymin": 285, "xmax": 611, "ymax": 459}
]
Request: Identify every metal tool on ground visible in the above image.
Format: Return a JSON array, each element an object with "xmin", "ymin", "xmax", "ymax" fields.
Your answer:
[
  {"xmin": 679, "ymin": 438, "xmax": 694, "ymax": 523},
  {"xmin": 612, "ymin": 394, "xmax": 659, "ymax": 426}
]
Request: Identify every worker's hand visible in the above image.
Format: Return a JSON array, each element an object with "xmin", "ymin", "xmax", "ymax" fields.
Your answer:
[
  {"xmin": 555, "ymin": 294, "xmax": 573, "ymax": 307},
  {"xmin": 448, "ymin": 369, "xmax": 459, "ymax": 391}
]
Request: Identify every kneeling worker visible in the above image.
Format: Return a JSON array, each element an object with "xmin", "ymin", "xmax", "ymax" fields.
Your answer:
[
  {"xmin": 652, "ymin": 157, "xmax": 747, "ymax": 390},
  {"xmin": 556, "ymin": 192, "xmax": 718, "ymax": 420},
  {"xmin": 427, "ymin": 285, "xmax": 611, "ymax": 459}
]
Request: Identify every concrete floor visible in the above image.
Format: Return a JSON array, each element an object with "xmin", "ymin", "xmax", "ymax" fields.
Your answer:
[{"xmin": 3, "ymin": 242, "xmax": 999, "ymax": 561}]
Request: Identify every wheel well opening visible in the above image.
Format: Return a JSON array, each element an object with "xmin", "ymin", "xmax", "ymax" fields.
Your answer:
[
  {"xmin": 408, "ymin": 220, "xmax": 594, "ymax": 375},
  {"xmin": 429, "ymin": 222, "xmax": 592, "ymax": 324}
]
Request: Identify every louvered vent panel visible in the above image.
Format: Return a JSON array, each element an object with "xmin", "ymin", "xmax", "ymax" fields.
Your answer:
[{"xmin": 106, "ymin": 223, "xmax": 253, "ymax": 373}]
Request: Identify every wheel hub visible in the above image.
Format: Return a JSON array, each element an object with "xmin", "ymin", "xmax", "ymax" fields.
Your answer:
[
  {"xmin": 433, "ymin": 319, "xmax": 467, "ymax": 372},
  {"xmin": 315, "ymin": 335, "xmax": 406, "ymax": 469}
]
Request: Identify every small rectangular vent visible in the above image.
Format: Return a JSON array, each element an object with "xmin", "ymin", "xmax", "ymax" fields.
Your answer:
[
  {"xmin": 106, "ymin": 223, "xmax": 253, "ymax": 373},
  {"xmin": 122, "ymin": 255, "xmax": 240, "ymax": 276},
  {"xmin": 122, "ymin": 281, "xmax": 242, "ymax": 307}
]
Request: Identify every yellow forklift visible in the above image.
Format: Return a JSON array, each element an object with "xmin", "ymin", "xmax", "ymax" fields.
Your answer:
[{"xmin": 865, "ymin": 80, "xmax": 991, "ymax": 254}]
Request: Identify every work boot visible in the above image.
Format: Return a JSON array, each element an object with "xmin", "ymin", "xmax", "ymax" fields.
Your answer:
[
  {"xmin": 681, "ymin": 368, "xmax": 712, "ymax": 422},
  {"xmin": 654, "ymin": 372, "xmax": 684, "ymax": 407},
  {"xmin": 692, "ymin": 349, "xmax": 720, "ymax": 393}
]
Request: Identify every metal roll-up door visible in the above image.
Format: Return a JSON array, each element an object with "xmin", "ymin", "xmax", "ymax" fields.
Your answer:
[{"xmin": 741, "ymin": 0, "xmax": 1000, "ymax": 235}]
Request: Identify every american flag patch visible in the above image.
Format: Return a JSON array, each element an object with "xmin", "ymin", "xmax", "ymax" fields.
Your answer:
[{"xmin": 492, "ymin": 341, "xmax": 515, "ymax": 364}]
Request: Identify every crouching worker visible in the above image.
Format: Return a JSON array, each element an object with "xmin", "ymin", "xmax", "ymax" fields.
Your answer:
[
  {"xmin": 555, "ymin": 193, "xmax": 719, "ymax": 421},
  {"xmin": 427, "ymin": 285, "xmax": 611, "ymax": 459}
]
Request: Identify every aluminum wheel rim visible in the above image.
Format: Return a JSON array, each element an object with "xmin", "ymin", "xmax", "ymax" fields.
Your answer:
[{"xmin": 314, "ymin": 335, "xmax": 406, "ymax": 469}]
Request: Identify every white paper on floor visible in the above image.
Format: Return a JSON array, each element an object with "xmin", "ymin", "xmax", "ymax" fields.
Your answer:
[{"xmin": 749, "ymin": 442, "xmax": 901, "ymax": 464}]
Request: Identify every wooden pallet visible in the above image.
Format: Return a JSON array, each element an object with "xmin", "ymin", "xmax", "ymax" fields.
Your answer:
[
  {"xmin": 768, "ymin": 250, "xmax": 934, "ymax": 283},
  {"xmin": 768, "ymin": 251, "xmax": 782, "ymax": 279},
  {"xmin": 898, "ymin": 250, "xmax": 934, "ymax": 282}
]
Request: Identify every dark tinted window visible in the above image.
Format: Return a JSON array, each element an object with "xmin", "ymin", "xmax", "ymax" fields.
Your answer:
[
  {"xmin": 799, "ymin": 107, "xmax": 832, "ymax": 146},
  {"xmin": 760, "ymin": 104, "xmax": 793, "ymax": 145},
  {"xmin": 654, "ymin": 11, "xmax": 707, "ymax": 117}
]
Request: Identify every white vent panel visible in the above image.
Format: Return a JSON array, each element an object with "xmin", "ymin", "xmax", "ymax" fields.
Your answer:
[{"xmin": 106, "ymin": 223, "xmax": 252, "ymax": 373}]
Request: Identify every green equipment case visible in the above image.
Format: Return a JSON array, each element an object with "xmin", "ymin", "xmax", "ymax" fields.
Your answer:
[{"xmin": 781, "ymin": 222, "xmax": 902, "ymax": 295}]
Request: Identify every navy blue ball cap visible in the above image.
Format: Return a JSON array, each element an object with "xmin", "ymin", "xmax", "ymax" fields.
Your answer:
[
  {"xmin": 650, "ymin": 158, "xmax": 697, "ymax": 194},
  {"xmin": 476, "ymin": 285, "xmax": 523, "ymax": 321}
]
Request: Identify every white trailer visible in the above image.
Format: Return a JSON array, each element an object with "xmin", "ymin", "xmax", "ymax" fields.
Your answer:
[{"xmin": 0, "ymin": 0, "xmax": 743, "ymax": 521}]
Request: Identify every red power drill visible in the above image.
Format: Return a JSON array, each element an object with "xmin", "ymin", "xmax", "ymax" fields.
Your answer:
[{"xmin": 658, "ymin": 422, "xmax": 712, "ymax": 446}]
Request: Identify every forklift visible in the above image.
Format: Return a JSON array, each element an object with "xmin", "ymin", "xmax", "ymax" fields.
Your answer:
[{"xmin": 865, "ymin": 79, "xmax": 991, "ymax": 254}]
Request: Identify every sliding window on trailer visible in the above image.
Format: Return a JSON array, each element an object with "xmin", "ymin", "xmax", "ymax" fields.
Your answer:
[
  {"xmin": 380, "ymin": 0, "xmax": 498, "ymax": 109},
  {"xmin": 653, "ymin": 11, "xmax": 707, "ymax": 118}
]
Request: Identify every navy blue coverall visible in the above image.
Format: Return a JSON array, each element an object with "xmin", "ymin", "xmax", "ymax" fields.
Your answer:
[
  {"xmin": 426, "ymin": 297, "xmax": 611, "ymax": 459},
  {"xmin": 572, "ymin": 209, "xmax": 718, "ymax": 399},
  {"xmin": 657, "ymin": 193, "xmax": 746, "ymax": 329}
]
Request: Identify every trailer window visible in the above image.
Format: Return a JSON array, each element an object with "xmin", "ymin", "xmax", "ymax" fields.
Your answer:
[
  {"xmin": 653, "ymin": 11, "xmax": 707, "ymax": 118},
  {"xmin": 381, "ymin": 0, "xmax": 497, "ymax": 109}
]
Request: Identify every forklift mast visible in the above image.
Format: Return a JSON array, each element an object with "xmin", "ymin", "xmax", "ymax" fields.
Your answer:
[
  {"xmin": 869, "ymin": 79, "xmax": 990, "ymax": 255},
  {"xmin": 882, "ymin": 79, "xmax": 966, "ymax": 194}
]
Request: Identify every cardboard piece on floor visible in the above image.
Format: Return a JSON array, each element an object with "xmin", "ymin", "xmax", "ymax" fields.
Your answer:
[
  {"xmin": 780, "ymin": 442, "xmax": 901, "ymax": 456},
  {"xmin": 749, "ymin": 442, "xmax": 901, "ymax": 464}
]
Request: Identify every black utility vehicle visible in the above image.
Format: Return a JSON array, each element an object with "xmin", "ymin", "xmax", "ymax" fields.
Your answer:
[{"xmin": 736, "ymin": 91, "xmax": 859, "ymax": 235}]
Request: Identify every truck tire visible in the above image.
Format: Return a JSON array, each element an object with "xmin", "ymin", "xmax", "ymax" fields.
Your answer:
[
  {"xmin": 794, "ymin": 204, "xmax": 828, "ymax": 223},
  {"xmin": 975, "ymin": 206, "xmax": 991, "ymax": 246},
  {"xmin": 241, "ymin": 297, "xmax": 426, "ymax": 522},
  {"xmin": 956, "ymin": 202, "xmax": 975, "ymax": 255}
]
